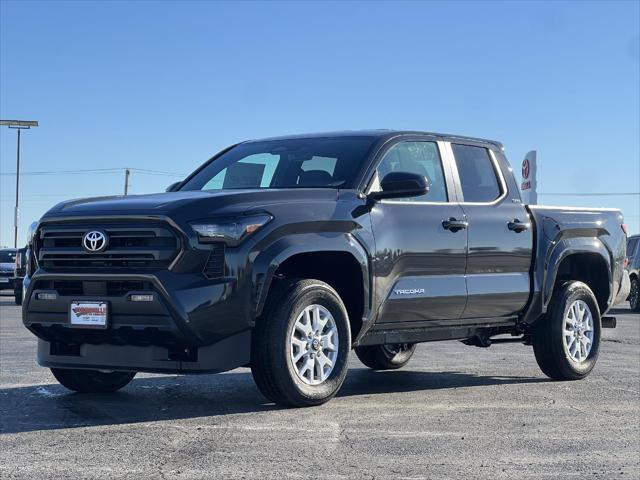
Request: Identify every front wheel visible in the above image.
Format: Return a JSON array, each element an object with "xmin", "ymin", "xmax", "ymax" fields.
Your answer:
[
  {"xmin": 251, "ymin": 279, "xmax": 351, "ymax": 407},
  {"xmin": 355, "ymin": 343, "xmax": 417, "ymax": 370},
  {"xmin": 532, "ymin": 281, "xmax": 601, "ymax": 381},
  {"xmin": 14, "ymin": 289, "xmax": 22, "ymax": 305},
  {"xmin": 51, "ymin": 368, "xmax": 136, "ymax": 393},
  {"xmin": 629, "ymin": 277, "xmax": 640, "ymax": 312}
]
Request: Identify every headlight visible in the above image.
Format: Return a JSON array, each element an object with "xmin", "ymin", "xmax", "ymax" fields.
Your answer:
[
  {"xmin": 26, "ymin": 221, "xmax": 39, "ymax": 247},
  {"xmin": 191, "ymin": 214, "xmax": 273, "ymax": 246}
]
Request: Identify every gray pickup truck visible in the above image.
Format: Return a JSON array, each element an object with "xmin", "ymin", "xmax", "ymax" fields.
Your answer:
[{"xmin": 22, "ymin": 130, "xmax": 630, "ymax": 407}]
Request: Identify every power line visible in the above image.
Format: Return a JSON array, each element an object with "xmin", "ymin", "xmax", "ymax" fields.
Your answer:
[
  {"xmin": 0, "ymin": 196, "xmax": 116, "ymax": 202},
  {"xmin": 129, "ymin": 168, "xmax": 187, "ymax": 176},
  {"xmin": 0, "ymin": 168, "xmax": 123, "ymax": 176},
  {"xmin": 0, "ymin": 193, "xmax": 115, "ymax": 198},
  {"xmin": 0, "ymin": 167, "xmax": 186, "ymax": 177}
]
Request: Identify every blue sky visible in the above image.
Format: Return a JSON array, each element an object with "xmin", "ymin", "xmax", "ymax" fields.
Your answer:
[{"xmin": 1, "ymin": 0, "xmax": 639, "ymax": 246}]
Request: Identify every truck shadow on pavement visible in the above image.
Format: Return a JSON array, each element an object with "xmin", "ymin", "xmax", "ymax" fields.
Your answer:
[{"xmin": 0, "ymin": 369, "xmax": 546, "ymax": 435}]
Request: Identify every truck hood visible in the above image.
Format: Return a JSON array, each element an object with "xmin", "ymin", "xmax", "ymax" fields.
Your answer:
[{"xmin": 41, "ymin": 189, "xmax": 340, "ymax": 220}]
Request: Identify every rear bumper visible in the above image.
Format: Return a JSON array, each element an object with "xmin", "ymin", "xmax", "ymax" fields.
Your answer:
[
  {"xmin": 614, "ymin": 271, "xmax": 631, "ymax": 306},
  {"xmin": 22, "ymin": 269, "xmax": 253, "ymax": 373},
  {"xmin": 0, "ymin": 276, "xmax": 16, "ymax": 290}
]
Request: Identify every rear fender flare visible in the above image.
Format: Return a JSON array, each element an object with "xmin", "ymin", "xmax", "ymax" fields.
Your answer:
[{"xmin": 542, "ymin": 237, "xmax": 612, "ymax": 307}]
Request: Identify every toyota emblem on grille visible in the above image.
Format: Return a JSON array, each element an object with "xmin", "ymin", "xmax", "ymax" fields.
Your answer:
[{"xmin": 83, "ymin": 230, "xmax": 108, "ymax": 253}]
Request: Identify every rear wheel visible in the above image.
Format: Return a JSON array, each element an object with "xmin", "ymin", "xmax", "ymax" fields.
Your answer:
[
  {"xmin": 355, "ymin": 343, "xmax": 417, "ymax": 370},
  {"xmin": 14, "ymin": 289, "xmax": 22, "ymax": 305},
  {"xmin": 51, "ymin": 368, "xmax": 136, "ymax": 393},
  {"xmin": 629, "ymin": 277, "xmax": 640, "ymax": 312},
  {"xmin": 532, "ymin": 281, "xmax": 601, "ymax": 380},
  {"xmin": 251, "ymin": 279, "xmax": 351, "ymax": 407}
]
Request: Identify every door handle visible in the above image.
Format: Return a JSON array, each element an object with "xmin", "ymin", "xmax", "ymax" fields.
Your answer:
[
  {"xmin": 508, "ymin": 219, "xmax": 530, "ymax": 233},
  {"xmin": 442, "ymin": 217, "xmax": 468, "ymax": 232}
]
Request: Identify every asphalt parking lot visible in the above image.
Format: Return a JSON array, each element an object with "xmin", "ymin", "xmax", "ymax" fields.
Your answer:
[{"xmin": 1, "ymin": 295, "xmax": 638, "ymax": 479}]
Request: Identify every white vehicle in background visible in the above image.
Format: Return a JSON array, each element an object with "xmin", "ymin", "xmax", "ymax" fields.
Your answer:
[
  {"xmin": 626, "ymin": 234, "xmax": 640, "ymax": 312},
  {"xmin": 0, "ymin": 248, "xmax": 19, "ymax": 294}
]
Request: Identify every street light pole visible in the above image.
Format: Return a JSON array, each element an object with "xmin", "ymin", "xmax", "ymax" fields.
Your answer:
[
  {"xmin": 0, "ymin": 120, "xmax": 39, "ymax": 247},
  {"xmin": 14, "ymin": 128, "xmax": 21, "ymax": 247}
]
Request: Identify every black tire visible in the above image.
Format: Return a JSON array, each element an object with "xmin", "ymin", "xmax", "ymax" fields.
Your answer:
[
  {"xmin": 251, "ymin": 279, "xmax": 351, "ymax": 407},
  {"xmin": 629, "ymin": 277, "xmax": 640, "ymax": 312},
  {"xmin": 532, "ymin": 281, "xmax": 601, "ymax": 381},
  {"xmin": 355, "ymin": 343, "xmax": 417, "ymax": 370},
  {"xmin": 14, "ymin": 289, "xmax": 22, "ymax": 305},
  {"xmin": 51, "ymin": 368, "xmax": 136, "ymax": 393}
]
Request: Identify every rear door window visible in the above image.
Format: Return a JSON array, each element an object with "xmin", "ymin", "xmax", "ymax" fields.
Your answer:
[{"xmin": 451, "ymin": 144, "xmax": 502, "ymax": 203}]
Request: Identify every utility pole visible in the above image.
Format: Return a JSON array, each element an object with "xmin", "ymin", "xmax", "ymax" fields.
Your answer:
[
  {"xmin": 124, "ymin": 168, "xmax": 131, "ymax": 195},
  {"xmin": 0, "ymin": 120, "xmax": 39, "ymax": 247}
]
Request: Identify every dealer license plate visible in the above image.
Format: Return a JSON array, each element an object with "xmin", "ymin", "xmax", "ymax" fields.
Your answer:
[{"xmin": 70, "ymin": 301, "xmax": 108, "ymax": 328}]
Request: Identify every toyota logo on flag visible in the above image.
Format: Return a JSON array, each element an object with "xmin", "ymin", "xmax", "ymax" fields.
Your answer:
[
  {"xmin": 522, "ymin": 158, "xmax": 530, "ymax": 180},
  {"xmin": 83, "ymin": 230, "xmax": 108, "ymax": 253}
]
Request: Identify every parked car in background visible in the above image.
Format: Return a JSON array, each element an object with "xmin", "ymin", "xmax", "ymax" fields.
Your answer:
[
  {"xmin": 13, "ymin": 247, "xmax": 27, "ymax": 305},
  {"xmin": 627, "ymin": 234, "xmax": 640, "ymax": 312},
  {"xmin": 21, "ymin": 130, "xmax": 630, "ymax": 406},
  {"xmin": 0, "ymin": 248, "xmax": 18, "ymax": 293}
]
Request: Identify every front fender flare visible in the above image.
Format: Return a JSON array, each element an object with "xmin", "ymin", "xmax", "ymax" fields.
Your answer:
[{"xmin": 250, "ymin": 232, "xmax": 371, "ymax": 320}]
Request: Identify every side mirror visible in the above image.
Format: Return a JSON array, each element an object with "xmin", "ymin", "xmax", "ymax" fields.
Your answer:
[
  {"xmin": 370, "ymin": 172, "xmax": 429, "ymax": 200},
  {"xmin": 166, "ymin": 181, "xmax": 181, "ymax": 192}
]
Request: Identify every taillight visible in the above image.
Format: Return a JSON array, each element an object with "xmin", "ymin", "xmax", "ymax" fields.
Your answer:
[
  {"xmin": 624, "ymin": 258, "xmax": 630, "ymax": 269},
  {"xmin": 25, "ymin": 250, "xmax": 34, "ymax": 277},
  {"xmin": 621, "ymin": 223, "xmax": 628, "ymax": 235}
]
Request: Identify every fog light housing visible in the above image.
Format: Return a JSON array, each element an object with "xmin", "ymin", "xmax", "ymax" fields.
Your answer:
[{"xmin": 130, "ymin": 294, "xmax": 154, "ymax": 302}]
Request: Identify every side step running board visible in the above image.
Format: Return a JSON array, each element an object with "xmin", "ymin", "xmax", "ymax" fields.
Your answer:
[{"xmin": 602, "ymin": 316, "xmax": 617, "ymax": 329}]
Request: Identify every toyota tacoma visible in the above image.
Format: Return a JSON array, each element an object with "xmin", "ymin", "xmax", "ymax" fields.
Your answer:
[{"xmin": 22, "ymin": 131, "xmax": 630, "ymax": 406}]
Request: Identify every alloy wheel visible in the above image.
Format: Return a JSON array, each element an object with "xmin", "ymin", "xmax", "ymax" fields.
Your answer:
[
  {"xmin": 563, "ymin": 299, "xmax": 594, "ymax": 363},
  {"xmin": 289, "ymin": 304, "xmax": 339, "ymax": 385}
]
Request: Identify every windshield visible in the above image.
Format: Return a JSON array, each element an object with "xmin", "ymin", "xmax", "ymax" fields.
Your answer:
[
  {"xmin": 180, "ymin": 136, "xmax": 377, "ymax": 191},
  {"xmin": 0, "ymin": 251, "xmax": 16, "ymax": 263}
]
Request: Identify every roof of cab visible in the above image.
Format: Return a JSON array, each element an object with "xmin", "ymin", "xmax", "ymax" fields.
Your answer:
[{"xmin": 243, "ymin": 129, "xmax": 503, "ymax": 149}]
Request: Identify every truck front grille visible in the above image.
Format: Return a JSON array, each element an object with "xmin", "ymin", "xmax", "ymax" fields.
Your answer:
[{"xmin": 37, "ymin": 222, "xmax": 179, "ymax": 270}]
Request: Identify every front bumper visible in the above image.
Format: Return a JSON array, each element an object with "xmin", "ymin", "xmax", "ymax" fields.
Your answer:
[
  {"xmin": 35, "ymin": 330, "xmax": 250, "ymax": 374},
  {"xmin": 22, "ymin": 269, "xmax": 253, "ymax": 373}
]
